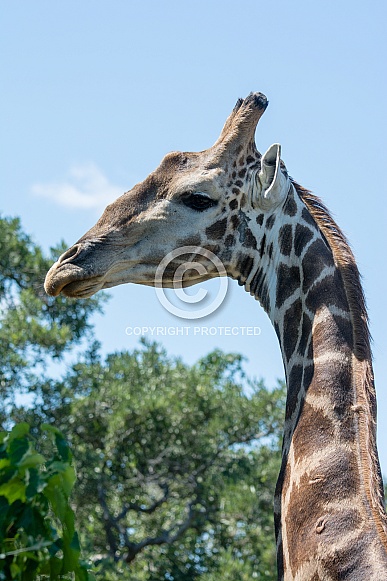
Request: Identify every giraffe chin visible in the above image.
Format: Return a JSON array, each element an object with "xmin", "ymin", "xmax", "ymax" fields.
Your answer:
[
  {"xmin": 59, "ymin": 279, "xmax": 105, "ymax": 298},
  {"xmin": 49, "ymin": 269, "xmax": 160, "ymax": 297},
  {"xmin": 44, "ymin": 265, "xmax": 105, "ymax": 298}
]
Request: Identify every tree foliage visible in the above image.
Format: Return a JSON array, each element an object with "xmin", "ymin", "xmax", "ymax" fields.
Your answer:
[
  {"xmin": 0, "ymin": 422, "xmax": 93, "ymax": 580},
  {"xmin": 24, "ymin": 341, "xmax": 285, "ymax": 580},
  {"xmin": 0, "ymin": 216, "xmax": 105, "ymax": 424}
]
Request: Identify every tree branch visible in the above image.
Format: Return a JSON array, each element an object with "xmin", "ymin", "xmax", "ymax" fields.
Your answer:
[
  {"xmin": 123, "ymin": 499, "xmax": 201, "ymax": 564},
  {"xmin": 97, "ymin": 484, "xmax": 120, "ymax": 560},
  {"xmin": 98, "ymin": 424, "xmax": 275, "ymax": 565},
  {"xmin": 115, "ymin": 482, "xmax": 169, "ymax": 522}
]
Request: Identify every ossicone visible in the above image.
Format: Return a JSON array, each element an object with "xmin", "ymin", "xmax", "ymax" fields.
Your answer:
[{"xmin": 215, "ymin": 92, "xmax": 269, "ymax": 151}]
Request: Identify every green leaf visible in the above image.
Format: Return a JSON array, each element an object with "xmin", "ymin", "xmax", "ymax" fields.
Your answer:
[
  {"xmin": 8, "ymin": 423, "xmax": 30, "ymax": 442},
  {"xmin": 70, "ymin": 530, "xmax": 81, "ymax": 552},
  {"xmin": 0, "ymin": 466, "xmax": 17, "ymax": 486},
  {"xmin": 0, "ymin": 459, "xmax": 10, "ymax": 470},
  {"xmin": 48, "ymin": 538, "xmax": 62, "ymax": 557},
  {"xmin": 0, "ymin": 476, "xmax": 26, "ymax": 503},
  {"xmin": 46, "ymin": 463, "xmax": 76, "ymax": 498},
  {"xmin": 18, "ymin": 451, "xmax": 45, "ymax": 470},
  {"xmin": 25, "ymin": 467, "xmax": 41, "ymax": 499},
  {"xmin": 14, "ymin": 504, "xmax": 47, "ymax": 538},
  {"xmin": 49, "ymin": 555, "xmax": 63, "ymax": 579},
  {"xmin": 55, "ymin": 432, "xmax": 72, "ymax": 463},
  {"xmin": 0, "ymin": 496, "xmax": 9, "ymax": 543},
  {"xmin": 44, "ymin": 484, "xmax": 67, "ymax": 521},
  {"xmin": 8, "ymin": 437, "xmax": 29, "ymax": 465},
  {"xmin": 42, "ymin": 423, "xmax": 73, "ymax": 462},
  {"xmin": 10, "ymin": 562, "xmax": 20, "ymax": 577}
]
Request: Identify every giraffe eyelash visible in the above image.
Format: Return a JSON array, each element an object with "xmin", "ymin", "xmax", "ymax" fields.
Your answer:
[{"xmin": 182, "ymin": 192, "xmax": 217, "ymax": 212}]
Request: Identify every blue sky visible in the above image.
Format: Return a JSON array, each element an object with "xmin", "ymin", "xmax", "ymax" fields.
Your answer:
[{"xmin": 2, "ymin": 1, "xmax": 387, "ymax": 470}]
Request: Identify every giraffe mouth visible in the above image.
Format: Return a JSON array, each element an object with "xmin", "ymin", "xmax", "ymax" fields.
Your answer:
[
  {"xmin": 45, "ymin": 261, "xmax": 214, "ymax": 298},
  {"xmin": 44, "ymin": 262, "xmax": 105, "ymax": 298},
  {"xmin": 44, "ymin": 257, "xmax": 157, "ymax": 298},
  {"xmin": 60, "ymin": 279, "xmax": 105, "ymax": 298}
]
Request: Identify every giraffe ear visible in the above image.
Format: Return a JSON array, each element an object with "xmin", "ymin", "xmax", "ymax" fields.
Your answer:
[{"xmin": 256, "ymin": 144, "xmax": 288, "ymax": 209}]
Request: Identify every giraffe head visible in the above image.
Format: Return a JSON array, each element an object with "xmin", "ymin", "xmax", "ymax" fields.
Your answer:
[{"xmin": 44, "ymin": 93, "xmax": 290, "ymax": 301}]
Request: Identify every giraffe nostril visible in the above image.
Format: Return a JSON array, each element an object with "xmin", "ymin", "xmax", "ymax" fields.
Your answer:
[{"xmin": 58, "ymin": 244, "xmax": 81, "ymax": 265}]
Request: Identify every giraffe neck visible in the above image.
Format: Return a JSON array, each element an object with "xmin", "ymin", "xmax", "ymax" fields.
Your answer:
[{"xmin": 238, "ymin": 185, "xmax": 387, "ymax": 579}]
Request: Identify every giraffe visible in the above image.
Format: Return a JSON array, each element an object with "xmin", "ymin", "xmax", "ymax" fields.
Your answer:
[{"xmin": 44, "ymin": 93, "xmax": 387, "ymax": 579}]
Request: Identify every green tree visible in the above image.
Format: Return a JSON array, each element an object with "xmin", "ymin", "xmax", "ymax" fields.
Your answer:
[
  {"xmin": 0, "ymin": 422, "xmax": 93, "ymax": 580},
  {"xmin": 24, "ymin": 341, "xmax": 285, "ymax": 580},
  {"xmin": 0, "ymin": 216, "xmax": 105, "ymax": 425}
]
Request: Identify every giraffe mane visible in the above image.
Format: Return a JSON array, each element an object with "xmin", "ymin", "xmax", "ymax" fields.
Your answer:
[
  {"xmin": 291, "ymin": 179, "xmax": 370, "ymax": 360},
  {"xmin": 291, "ymin": 179, "xmax": 387, "ymax": 544}
]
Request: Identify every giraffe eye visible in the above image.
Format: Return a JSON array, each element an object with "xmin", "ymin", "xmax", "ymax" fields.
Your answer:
[{"xmin": 182, "ymin": 193, "xmax": 217, "ymax": 212}]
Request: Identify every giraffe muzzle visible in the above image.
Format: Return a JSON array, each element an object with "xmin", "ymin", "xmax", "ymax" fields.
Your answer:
[{"xmin": 44, "ymin": 242, "xmax": 107, "ymax": 297}]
